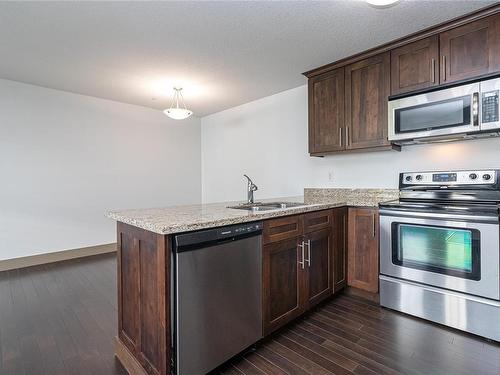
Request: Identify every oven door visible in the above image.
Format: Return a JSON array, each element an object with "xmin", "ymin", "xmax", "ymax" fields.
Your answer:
[
  {"xmin": 380, "ymin": 210, "xmax": 500, "ymax": 300},
  {"xmin": 388, "ymin": 82, "xmax": 480, "ymax": 142}
]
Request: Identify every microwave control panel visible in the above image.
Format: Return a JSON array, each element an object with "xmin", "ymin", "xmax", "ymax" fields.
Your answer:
[{"xmin": 482, "ymin": 90, "xmax": 499, "ymax": 123}]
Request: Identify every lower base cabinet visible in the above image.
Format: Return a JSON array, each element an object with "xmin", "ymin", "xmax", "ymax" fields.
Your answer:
[
  {"xmin": 347, "ymin": 207, "xmax": 379, "ymax": 293},
  {"xmin": 262, "ymin": 237, "xmax": 306, "ymax": 335},
  {"xmin": 306, "ymin": 228, "xmax": 333, "ymax": 307},
  {"xmin": 263, "ymin": 208, "xmax": 346, "ymax": 335}
]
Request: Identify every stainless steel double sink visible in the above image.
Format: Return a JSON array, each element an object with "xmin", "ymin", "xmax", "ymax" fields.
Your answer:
[{"xmin": 228, "ymin": 201, "xmax": 308, "ymax": 211}]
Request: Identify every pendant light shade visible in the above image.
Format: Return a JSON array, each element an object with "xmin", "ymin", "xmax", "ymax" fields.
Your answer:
[
  {"xmin": 366, "ymin": 0, "xmax": 399, "ymax": 7},
  {"xmin": 164, "ymin": 87, "xmax": 193, "ymax": 120}
]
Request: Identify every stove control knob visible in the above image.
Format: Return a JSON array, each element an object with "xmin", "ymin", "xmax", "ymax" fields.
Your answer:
[
  {"xmin": 469, "ymin": 173, "xmax": 478, "ymax": 180},
  {"xmin": 415, "ymin": 174, "xmax": 423, "ymax": 181},
  {"xmin": 483, "ymin": 174, "xmax": 492, "ymax": 181},
  {"xmin": 405, "ymin": 175, "xmax": 412, "ymax": 182}
]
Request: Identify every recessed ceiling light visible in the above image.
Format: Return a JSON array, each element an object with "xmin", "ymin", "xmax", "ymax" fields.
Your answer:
[{"xmin": 366, "ymin": 0, "xmax": 400, "ymax": 8}]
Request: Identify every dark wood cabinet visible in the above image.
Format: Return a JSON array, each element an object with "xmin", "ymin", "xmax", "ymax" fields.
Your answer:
[
  {"xmin": 345, "ymin": 52, "xmax": 391, "ymax": 150},
  {"xmin": 333, "ymin": 207, "xmax": 347, "ymax": 293},
  {"xmin": 263, "ymin": 237, "xmax": 305, "ymax": 335},
  {"xmin": 116, "ymin": 223, "xmax": 169, "ymax": 375},
  {"xmin": 347, "ymin": 208, "xmax": 379, "ymax": 293},
  {"xmin": 308, "ymin": 68, "xmax": 345, "ymax": 154},
  {"xmin": 262, "ymin": 209, "xmax": 334, "ymax": 334},
  {"xmin": 440, "ymin": 13, "xmax": 500, "ymax": 84},
  {"xmin": 391, "ymin": 35, "xmax": 439, "ymax": 95},
  {"xmin": 305, "ymin": 228, "xmax": 333, "ymax": 307}
]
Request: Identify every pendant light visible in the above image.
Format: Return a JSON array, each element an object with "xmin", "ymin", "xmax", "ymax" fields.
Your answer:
[
  {"xmin": 366, "ymin": 0, "xmax": 399, "ymax": 7},
  {"xmin": 164, "ymin": 87, "xmax": 193, "ymax": 120}
]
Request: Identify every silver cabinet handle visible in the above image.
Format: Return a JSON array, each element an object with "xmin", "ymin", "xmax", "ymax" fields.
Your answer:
[
  {"xmin": 304, "ymin": 239, "xmax": 311, "ymax": 267},
  {"xmin": 442, "ymin": 55, "xmax": 446, "ymax": 81},
  {"xmin": 430, "ymin": 58, "xmax": 436, "ymax": 83},
  {"xmin": 345, "ymin": 126, "xmax": 349, "ymax": 146},
  {"xmin": 298, "ymin": 241, "xmax": 305, "ymax": 269},
  {"xmin": 339, "ymin": 127, "xmax": 342, "ymax": 147}
]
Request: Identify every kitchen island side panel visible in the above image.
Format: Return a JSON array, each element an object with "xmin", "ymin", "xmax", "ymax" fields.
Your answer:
[{"xmin": 116, "ymin": 222, "xmax": 170, "ymax": 375}]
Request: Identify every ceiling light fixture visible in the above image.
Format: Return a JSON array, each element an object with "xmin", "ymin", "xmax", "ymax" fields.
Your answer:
[
  {"xmin": 366, "ymin": 0, "xmax": 399, "ymax": 7},
  {"xmin": 164, "ymin": 87, "xmax": 193, "ymax": 120}
]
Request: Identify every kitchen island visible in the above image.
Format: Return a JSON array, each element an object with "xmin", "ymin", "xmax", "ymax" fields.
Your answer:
[{"xmin": 107, "ymin": 188, "xmax": 398, "ymax": 375}]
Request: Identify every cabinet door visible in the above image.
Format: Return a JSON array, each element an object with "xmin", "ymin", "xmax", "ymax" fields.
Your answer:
[
  {"xmin": 347, "ymin": 208, "xmax": 379, "ymax": 293},
  {"xmin": 345, "ymin": 52, "xmax": 391, "ymax": 150},
  {"xmin": 305, "ymin": 228, "xmax": 333, "ymax": 308},
  {"xmin": 391, "ymin": 35, "xmax": 439, "ymax": 95},
  {"xmin": 333, "ymin": 207, "xmax": 348, "ymax": 293},
  {"xmin": 440, "ymin": 13, "xmax": 500, "ymax": 84},
  {"xmin": 308, "ymin": 68, "xmax": 345, "ymax": 154},
  {"xmin": 263, "ymin": 237, "xmax": 305, "ymax": 335}
]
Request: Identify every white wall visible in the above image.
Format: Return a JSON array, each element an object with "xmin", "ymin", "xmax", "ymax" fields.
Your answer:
[
  {"xmin": 0, "ymin": 79, "xmax": 201, "ymax": 260},
  {"xmin": 201, "ymin": 85, "xmax": 500, "ymax": 203}
]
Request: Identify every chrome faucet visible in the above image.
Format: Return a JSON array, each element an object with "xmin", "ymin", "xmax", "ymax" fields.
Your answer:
[{"xmin": 243, "ymin": 174, "xmax": 258, "ymax": 204}]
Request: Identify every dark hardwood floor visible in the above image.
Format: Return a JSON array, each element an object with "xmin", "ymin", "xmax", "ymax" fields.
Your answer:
[
  {"xmin": 1, "ymin": 253, "xmax": 500, "ymax": 375},
  {"xmin": 0, "ymin": 253, "xmax": 127, "ymax": 375}
]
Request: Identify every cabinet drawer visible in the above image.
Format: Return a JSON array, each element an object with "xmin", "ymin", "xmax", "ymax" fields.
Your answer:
[
  {"xmin": 303, "ymin": 209, "xmax": 333, "ymax": 233},
  {"xmin": 263, "ymin": 215, "xmax": 303, "ymax": 244}
]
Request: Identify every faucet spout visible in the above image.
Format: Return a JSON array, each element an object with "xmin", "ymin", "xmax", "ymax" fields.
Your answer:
[{"xmin": 243, "ymin": 174, "xmax": 258, "ymax": 204}]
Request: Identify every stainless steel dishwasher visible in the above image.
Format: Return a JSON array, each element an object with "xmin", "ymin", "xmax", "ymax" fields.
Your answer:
[{"xmin": 173, "ymin": 221, "xmax": 263, "ymax": 375}]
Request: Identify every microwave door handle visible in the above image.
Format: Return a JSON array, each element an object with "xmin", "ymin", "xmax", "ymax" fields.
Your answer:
[{"xmin": 472, "ymin": 92, "xmax": 480, "ymax": 127}]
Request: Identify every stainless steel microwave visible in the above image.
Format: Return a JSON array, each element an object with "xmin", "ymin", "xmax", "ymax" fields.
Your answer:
[{"xmin": 388, "ymin": 77, "xmax": 500, "ymax": 143}]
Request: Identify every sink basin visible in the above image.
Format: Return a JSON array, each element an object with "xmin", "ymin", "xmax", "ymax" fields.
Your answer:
[{"xmin": 228, "ymin": 201, "xmax": 308, "ymax": 211}]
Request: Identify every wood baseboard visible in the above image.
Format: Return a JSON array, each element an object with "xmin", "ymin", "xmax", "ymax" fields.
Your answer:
[
  {"xmin": 0, "ymin": 243, "xmax": 116, "ymax": 272},
  {"xmin": 115, "ymin": 336, "xmax": 147, "ymax": 375}
]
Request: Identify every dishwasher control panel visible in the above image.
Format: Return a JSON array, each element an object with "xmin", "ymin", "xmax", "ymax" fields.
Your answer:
[
  {"xmin": 175, "ymin": 221, "xmax": 263, "ymax": 250},
  {"xmin": 217, "ymin": 222, "xmax": 263, "ymax": 239}
]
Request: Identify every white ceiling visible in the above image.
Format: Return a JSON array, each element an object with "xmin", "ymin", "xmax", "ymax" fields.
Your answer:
[{"xmin": 0, "ymin": 1, "xmax": 495, "ymax": 116}]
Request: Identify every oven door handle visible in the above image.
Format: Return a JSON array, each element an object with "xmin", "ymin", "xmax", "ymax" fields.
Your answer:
[{"xmin": 379, "ymin": 208, "xmax": 499, "ymax": 224}]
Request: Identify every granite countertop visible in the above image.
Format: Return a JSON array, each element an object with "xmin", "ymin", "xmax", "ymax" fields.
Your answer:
[{"xmin": 107, "ymin": 188, "xmax": 398, "ymax": 235}]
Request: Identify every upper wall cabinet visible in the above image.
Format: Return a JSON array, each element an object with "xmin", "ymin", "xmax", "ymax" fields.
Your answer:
[
  {"xmin": 308, "ymin": 55, "xmax": 397, "ymax": 156},
  {"xmin": 390, "ymin": 35, "xmax": 439, "ymax": 95},
  {"xmin": 304, "ymin": 5, "xmax": 500, "ymax": 155},
  {"xmin": 308, "ymin": 68, "xmax": 345, "ymax": 154},
  {"xmin": 345, "ymin": 52, "xmax": 391, "ymax": 150},
  {"xmin": 440, "ymin": 13, "xmax": 500, "ymax": 84}
]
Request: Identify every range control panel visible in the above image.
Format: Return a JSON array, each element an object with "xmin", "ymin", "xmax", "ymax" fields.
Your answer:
[{"xmin": 402, "ymin": 170, "xmax": 497, "ymax": 185}]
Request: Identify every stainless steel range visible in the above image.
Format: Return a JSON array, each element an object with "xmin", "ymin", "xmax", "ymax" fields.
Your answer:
[{"xmin": 379, "ymin": 169, "xmax": 500, "ymax": 341}]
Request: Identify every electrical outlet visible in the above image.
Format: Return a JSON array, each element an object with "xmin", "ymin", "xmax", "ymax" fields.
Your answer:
[{"xmin": 328, "ymin": 171, "xmax": 334, "ymax": 182}]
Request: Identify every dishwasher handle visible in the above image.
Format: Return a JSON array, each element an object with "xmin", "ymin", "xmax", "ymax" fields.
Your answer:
[{"xmin": 174, "ymin": 222, "xmax": 263, "ymax": 252}]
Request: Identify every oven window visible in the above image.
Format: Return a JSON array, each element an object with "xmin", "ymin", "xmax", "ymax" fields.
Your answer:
[
  {"xmin": 392, "ymin": 223, "xmax": 480, "ymax": 280},
  {"xmin": 395, "ymin": 95, "xmax": 471, "ymax": 133}
]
